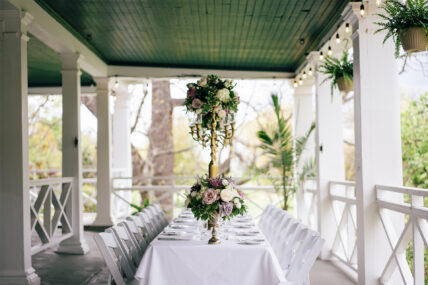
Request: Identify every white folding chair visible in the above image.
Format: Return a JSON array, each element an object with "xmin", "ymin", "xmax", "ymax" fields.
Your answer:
[
  {"xmin": 94, "ymin": 232, "xmax": 138, "ymax": 285},
  {"xmin": 107, "ymin": 226, "xmax": 141, "ymax": 270},
  {"xmin": 120, "ymin": 220, "xmax": 148, "ymax": 254},
  {"xmin": 126, "ymin": 215, "xmax": 152, "ymax": 244},
  {"xmin": 285, "ymin": 232, "xmax": 325, "ymax": 285},
  {"xmin": 144, "ymin": 207, "xmax": 163, "ymax": 232},
  {"xmin": 152, "ymin": 203, "xmax": 168, "ymax": 227},
  {"xmin": 277, "ymin": 222, "xmax": 305, "ymax": 269},
  {"xmin": 136, "ymin": 212, "xmax": 157, "ymax": 241}
]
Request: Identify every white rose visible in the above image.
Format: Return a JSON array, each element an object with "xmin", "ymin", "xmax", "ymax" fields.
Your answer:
[
  {"xmin": 191, "ymin": 191, "xmax": 197, "ymax": 198},
  {"xmin": 236, "ymin": 202, "xmax": 242, "ymax": 209},
  {"xmin": 222, "ymin": 179, "xmax": 229, "ymax": 186},
  {"xmin": 217, "ymin": 109, "xmax": 226, "ymax": 118},
  {"xmin": 233, "ymin": 197, "xmax": 240, "ymax": 204},
  {"xmin": 216, "ymin": 88, "xmax": 230, "ymax": 103},
  {"xmin": 198, "ymin": 77, "xmax": 208, "ymax": 87},
  {"xmin": 220, "ymin": 189, "xmax": 234, "ymax": 202}
]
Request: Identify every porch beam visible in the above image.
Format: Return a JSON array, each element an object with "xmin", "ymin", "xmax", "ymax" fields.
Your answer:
[
  {"xmin": 0, "ymin": 4, "xmax": 40, "ymax": 284},
  {"xmin": 8, "ymin": 0, "xmax": 107, "ymax": 77}
]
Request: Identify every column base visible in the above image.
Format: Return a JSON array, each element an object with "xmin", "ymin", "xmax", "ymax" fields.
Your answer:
[
  {"xmin": 0, "ymin": 268, "xmax": 40, "ymax": 285},
  {"xmin": 92, "ymin": 216, "xmax": 114, "ymax": 227},
  {"xmin": 56, "ymin": 238, "xmax": 89, "ymax": 255}
]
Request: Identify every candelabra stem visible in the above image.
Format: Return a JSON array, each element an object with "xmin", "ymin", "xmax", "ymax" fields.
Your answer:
[{"xmin": 209, "ymin": 111, "xmax": 218, "ymax": 178}]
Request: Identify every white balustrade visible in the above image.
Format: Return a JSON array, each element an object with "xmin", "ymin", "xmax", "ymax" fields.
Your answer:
[
  {"xmin": 29, "ymin": 177, "xmax": 74, "ymax": 255},
  {"xmin": 328, "ymin": 180, "xmax": 357, "ymax": 272},
  {"xmin": 301, "ymin": 179, "xmax": 318, "ymax": 231},
  {"xmin": 376, "ymin": 184, "xmax": 428, "ymax": 285}
]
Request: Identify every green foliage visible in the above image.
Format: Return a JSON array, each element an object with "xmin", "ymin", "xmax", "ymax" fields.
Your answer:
[
  {"xmin": 257, "ymin": 94, "xmax": 315, "ymax": 210},
  {"xmin": 375, "ymin": 0, "xmax": 428, "ymax": 57},
  {"xmin": 319, "ymin": 51, "xmax": 354, "ymax": 97},
  {"xmin": 401, "ymin": 93, "xmax": 428, "ymax": 189}
]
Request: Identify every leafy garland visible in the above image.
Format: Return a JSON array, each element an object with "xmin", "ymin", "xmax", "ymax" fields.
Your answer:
[
  {"xmin": 375, "ymin": 0, "xmax": 428, "ymax": 57},
  {"xmin": 185, "ymin": 175, "xmax": 247, "ymax": 222},
  {"xmin": 184, "ymin": 75, "xmax": 239, "ymax": 128},
  {"xmin": 318, "ymin": 50, "xmax": 354, "ymax": 96}
]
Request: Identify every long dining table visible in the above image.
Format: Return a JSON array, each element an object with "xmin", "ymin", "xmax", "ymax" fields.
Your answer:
[{"xmin": 135, "ymin": 209, "xmax": 286, "ymax": 285}]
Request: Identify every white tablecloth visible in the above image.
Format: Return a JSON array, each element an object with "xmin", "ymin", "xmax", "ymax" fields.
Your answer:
[{"xmin": 135, "ymin": 226, "xmax": 286, "ymax": 285}]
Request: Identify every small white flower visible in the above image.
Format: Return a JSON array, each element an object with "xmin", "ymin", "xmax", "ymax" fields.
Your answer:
[
  {"xmin": 198, "ymin": 77, "xmax": 208, "ymax": 87},
  {"xmin": 216, "ymin": 88, "xmax": 230, "ymax": 103},
  {"xmin": 233, "ymin": 197, "xmax": 240, "ymax": 204},
  {"xmin": 191, "ymin": 191, "xmax": 197, "ymax": 198},
  {"xmin": 235, "ymin": 202, "xmax": 242, "ymax": 209},
  {"xmin": 222, "ymin": 179, "xmax": 229, "ymax": 186},
  {"xmin": 217, "ymin": 109, "xmax": 226, "ymax": 118}
]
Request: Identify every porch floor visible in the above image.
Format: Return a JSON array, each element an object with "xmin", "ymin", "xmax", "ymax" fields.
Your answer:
[{"xmin": 32, "ymin": 231, "xmax": 356, "ymax": 285}]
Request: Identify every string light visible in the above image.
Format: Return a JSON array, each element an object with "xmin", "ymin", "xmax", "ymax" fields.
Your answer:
[
  {"xmin": 114, "ymin": 75, "xmax": 119, "ymax": 89},
  {"xmin": 376, "ymin": 0, "xmax": 381, "ymax": 5},
  {"xmin": 345, "ymin": 23, "xmax": 350, "ymax": 33},
  {"xmin": 303, "ymin": 71, "xmax": 307, "ymax": 79},
  {"xmin": 319, "ymin": 51, "xmax": 324, "ymax": 60},
  {"xmin": 293, "ymin": 80, "xmax": 298, "ymax": 88},
  {"xmin": 299, "ymin": 78, "xmax": 303, "ymax": 85},
  {"xmin": 308, "ymin": 67, "xmax": 313, "ymax": 76},
  {"xmin": 360, "ymin": 3, "xmax": 365, "ymax": 16},
  {"xmin": 336, "ymin": 33, "xmax": 340, "ymax": 44},
  {"xmin": 328, "ymin": 45, "xmax": 332, "ymax": 56}
]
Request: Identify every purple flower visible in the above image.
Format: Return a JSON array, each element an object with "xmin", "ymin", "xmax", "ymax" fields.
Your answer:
[
  {"xmin": 187, "ymin": 87, "xmax": 196, "ymax": 99},
  {"xmin": 219, "ymin": 202, "xmax": 233, "ymax": 217},
  {"xmin": 191, "ymin": 183, "xmax": 201, "ymax": 192},
  {"xmin": 192, "ymin": 98, "xmax": 202, "ymax": 109},
  {"xmin": 209, "ymin": 178, "xmax": 223, "ymax": 188},
  {"xmin": 203, "ymin": 189, "xmax": 219, "ymax": 205}
]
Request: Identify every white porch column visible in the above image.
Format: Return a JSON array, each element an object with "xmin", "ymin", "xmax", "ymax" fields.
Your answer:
[
  {"xmin": 92, "ymin": 78, "xmax": 113, "ymax": 226},
  {"xmin": 56, "ymin": 52, "xmax": 89, "ymax": 254},
  {"xmin": 314, "ymin": 53, "xmax": 346, "ymax": 259},
  {"xmin": 345, "ymin": 2, "xmax": 403, "ymax": 284},
  {"xmin": 0, "ymin": 5, "xmax": 40, "ymax": 284},
  {"xmin": 293, "ymin": 80, "xmax": 315, "ymax": 223},
  {"xmin": 112, "ymin": 83, "xmax": 132, "ymax": 217}
]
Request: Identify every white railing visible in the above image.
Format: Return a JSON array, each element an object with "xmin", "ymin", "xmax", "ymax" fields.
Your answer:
[
  {"xmin": 29, "ymin": 178, "xmax": 74, "ymax": 255},
  {"xmin": 329, "ymin": 180, "xmax": 358, "ymax": 272},
  {"xmin": 112, "ymin": 176, "xmax": 280, "ymax": 220},
  {"xmin": 376, "ymin": 184, "xmax": 428, "ymax": 285},
  {"xmin": 301, "ymin": 179, "xmax": 318, "ymax": 231}
]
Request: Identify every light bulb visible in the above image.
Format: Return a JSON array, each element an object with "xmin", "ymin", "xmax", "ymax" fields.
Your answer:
[
  {"xmin": 345, "ymin": 23, "xmax": 350, "ymax": 33},
  {"xmin": 328, "ymin": 46, "xmax": 332, "ymax": 56},
  {"xmin": 376, "ymin": 0, "xmax": 381, "ymax": 5},
  {"xmin": 319, "ymin": 51, "xmax": 324, "ymax": 60},
  {"xmin": 293, "ymin": 81, "xmax": 298, "ymax": 88},
  {"xmin": 336, "ymin": 33, "xmax": 340, "ymax": 44},
  {"xmin": 303, "ymin": 71, "xmax": 307, "ymax": 79},
  {"xmin": 299, "ymin": 78, "xmax": 303, "ymax": 85},
  {"xmin": 114, "ymin": 80, "xmax": 119, "ymax": 89},
  {"xmin": 308, "ymin": 68, "xmax": 313, "ymax": 76},
  {"xmin": 360, "ymin": 4, "xmax": 365, "ymax": 16}
]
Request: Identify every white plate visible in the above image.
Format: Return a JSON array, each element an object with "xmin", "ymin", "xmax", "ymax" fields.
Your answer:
[
  {"xmin": 158, "ymin": 236, "xmax": 193, "ymax": 241},
  {"xmin": 237, "ymin": 240, "xmax": 264, "ymax": 245}
]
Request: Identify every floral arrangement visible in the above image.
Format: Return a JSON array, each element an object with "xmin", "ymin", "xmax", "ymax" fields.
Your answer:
[
  {"xmin": 185, "ymin": 175, "xmax": 247, "ymax": 221},
  {"xmin": 185, "ymin": 75, "xmax": 239, "ymax": 128}
]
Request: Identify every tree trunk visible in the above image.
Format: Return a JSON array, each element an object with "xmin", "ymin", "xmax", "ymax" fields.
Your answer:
[{"xmin": 149, "ymin": 80, "xmax": 175, "ymax": 220}]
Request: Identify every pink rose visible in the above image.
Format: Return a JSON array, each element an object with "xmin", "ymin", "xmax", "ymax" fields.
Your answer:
[
  {"xmin": 192, "ymin": 98, "xmax": 203, "ymax": 109},
  {"xmin": 238, "ymin": 190, "xmax": 244, "ymax": 198},
  {"xmin": 203, "ymin": 188, "xmax": 219, "ymax": 205}
]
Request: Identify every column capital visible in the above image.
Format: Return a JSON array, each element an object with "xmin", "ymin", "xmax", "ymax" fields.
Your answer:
[
  {"xmin": 60, "ymin": 52, "xmax": 82, "ymax": 71},
  {"xmin": 94, "ymin": 77, "xmax": 112, "ymax": 91}
]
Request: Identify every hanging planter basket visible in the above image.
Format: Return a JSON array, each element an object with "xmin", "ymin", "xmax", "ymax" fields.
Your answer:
[
  {"xmin": 399, "ymin": 27, "xmax": 427, "ymax": 54},
  {"xmin": 337, "ymin": 77, "xmax": 353, "ymax": 93}
]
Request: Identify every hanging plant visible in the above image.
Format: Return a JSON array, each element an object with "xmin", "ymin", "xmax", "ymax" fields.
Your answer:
[
  {"xmin": 319, "ymin": 50, "xmax": 354, "ymax": 96},
  {"xmin": 375, "ymin": 0, "xmax": 428, "ymax": 57}
]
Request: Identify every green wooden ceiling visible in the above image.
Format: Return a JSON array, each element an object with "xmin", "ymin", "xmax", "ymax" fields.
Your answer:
[{"xmin": 28, "ymin": 0, "xmax": 349, "ymax": 86}]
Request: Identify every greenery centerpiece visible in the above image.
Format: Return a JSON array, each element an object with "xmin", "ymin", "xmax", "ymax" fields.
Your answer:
[
  {"xmin": 319, "ymin": 50, "xmax": 354, "ymax": 96},
  {"xmin": 184, "ymin": 75, "xmax": 245, "ymax": 244},
  {"xmin": 375, "ymin": 0, "xmax": 428, "ymax": 57}
]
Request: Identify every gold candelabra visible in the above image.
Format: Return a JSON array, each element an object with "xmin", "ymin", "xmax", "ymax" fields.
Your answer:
[{"xmin": 189, "ymin": 111, "xmax": 235, "ymax": 178}]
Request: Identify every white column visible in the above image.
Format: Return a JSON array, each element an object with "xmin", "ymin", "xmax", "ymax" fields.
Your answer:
[
  {"xmin": 0, "ymin": 6, "xmax": 40, "ymax": 284},
  {"xmin": 92, "ymin": 78, "xmax": 113, "ymax": 226},
  {"xmin": 56, "ymin": 52, "xmax": 89, "ymax": 254},
  {"xmin": 344, "ymin": 2, "xmax": 403, "ymax": 284},
  {"xmin": 314, "ymin": 54, "xmax": 345, "ymax": 259},
  {"xmin": 112, "ymin": 83, "xmax": 132, "ymax": 217},
  {"xmin": 293, "ymin": 80, "xmax": 315, "ymax": 223}
]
